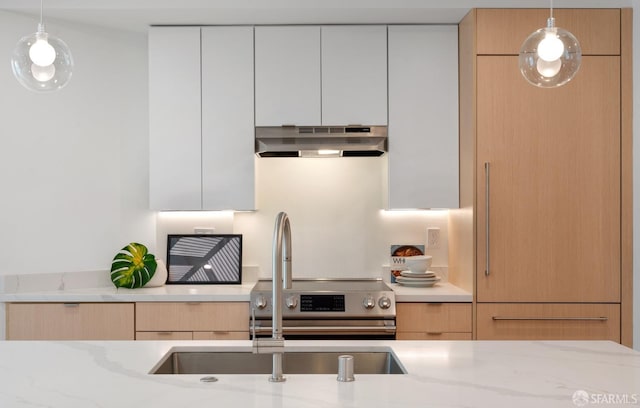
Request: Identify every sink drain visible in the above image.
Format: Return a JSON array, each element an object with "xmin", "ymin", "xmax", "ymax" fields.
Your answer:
[{"xmin": 200, "ymin": 376, "xmax": 219, "ymax": 383}]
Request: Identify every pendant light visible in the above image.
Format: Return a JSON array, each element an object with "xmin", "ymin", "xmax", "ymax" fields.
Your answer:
[
  {"xmin": 11, "ymin": 0, "xmax": 73, "ymax": 92},
  {"xmin": 518, "ymin": 0, "xmax": 581, "ymax": 88}
]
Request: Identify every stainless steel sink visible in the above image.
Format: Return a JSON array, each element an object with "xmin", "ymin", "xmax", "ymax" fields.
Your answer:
[{"xmin": 150, "ymin": 349, "xmax": 406, "ymax": 375}]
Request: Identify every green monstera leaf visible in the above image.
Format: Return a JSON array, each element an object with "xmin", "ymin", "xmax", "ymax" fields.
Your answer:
[{"xmin": 110, "ymin": 243, "xmax": 157, "ymax": 288}]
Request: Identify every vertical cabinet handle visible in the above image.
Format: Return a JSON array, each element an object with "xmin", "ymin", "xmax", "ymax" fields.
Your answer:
[{"xmin": 485, "ymin": 162, "xmax": 490, "ymax": 276}]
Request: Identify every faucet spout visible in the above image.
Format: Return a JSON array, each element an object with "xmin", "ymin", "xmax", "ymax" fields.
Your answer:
[
  {"xmin": 272, "ymin": 211, "xmax": 292, "ymax": 342},
  {"xmin": 252, "ymin": 211, "xmax": 292, "ymax": 383}
]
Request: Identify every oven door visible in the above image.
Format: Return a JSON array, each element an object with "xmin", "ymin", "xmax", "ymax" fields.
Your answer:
[{"xmin": 252, "ymin": 319, "xmax": 397, "ymax": 340}]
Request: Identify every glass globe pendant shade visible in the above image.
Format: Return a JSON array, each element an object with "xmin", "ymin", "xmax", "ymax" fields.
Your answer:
[
  {"xmin": 518, "ymin": 18, "xmax": 581, "ymax": 88},
  {"xmin": 11, "ymin": 23, "xmax": 73, "ymax": 93}
]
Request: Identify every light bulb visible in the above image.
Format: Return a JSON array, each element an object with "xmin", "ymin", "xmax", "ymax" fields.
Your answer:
[
  {"xmin": 11, "ymin": 2, "xmax": 73, "ymax": 93},
  {"xmin": 29, "ymin": 36, "xmax": 56, "ymax": 67},
  {"xmin": 12, "ymin": 30, "xmax": 73, "ymax": 92},
  {"xmin": 31, "ymin": 63, "xmax": 55, "ymax": 82},
  {"xmin": 537, "ymin": 29, "xmax": 564, "ymax": 62},
  {"xmin": 519, "ymin": 21, "xmax": 581, "ymax": 88},
  {"xmin": 536, "ymin": 58, "xmax": 562, "ymax": 78}
]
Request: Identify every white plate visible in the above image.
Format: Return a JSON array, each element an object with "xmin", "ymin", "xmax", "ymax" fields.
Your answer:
[
  {"xmin": 400, "ymin": 271, "xmax": 436, "ymax": 278},
  {"xmin": 396, "ymin": 276, "xmax": 440, "ymax": 283},
  {"xmin": 396, "ymin": 280, "xmax": 439, "ymax": 288}
]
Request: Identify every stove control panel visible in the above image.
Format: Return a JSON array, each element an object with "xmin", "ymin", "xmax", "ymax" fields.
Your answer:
[
  {"xmin": 251, "ymin": 283, "xmax": 396, "ymax": 318},
  {"xmin": 250, "ymin": 280, "xmax": 396, "ymax": 319}
]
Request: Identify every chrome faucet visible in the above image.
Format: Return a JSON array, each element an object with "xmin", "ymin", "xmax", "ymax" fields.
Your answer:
[{"xmin": 252, "ymin": 211, "xmax": 292, "ymax": 382}]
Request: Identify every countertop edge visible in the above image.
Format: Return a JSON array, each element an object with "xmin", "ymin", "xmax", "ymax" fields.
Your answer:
[{"xmin": 0, "ymin": 282, "xmax": 472, "ymax": 303}]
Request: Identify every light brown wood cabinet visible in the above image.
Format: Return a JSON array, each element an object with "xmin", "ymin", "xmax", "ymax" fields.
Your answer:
[
  {"xmin": 6, "ymin": 303, "xmax": 135, "ymax": 340},
  {"xmin": 135, "ymin": 302, "xmax": 249, "ymax": 340},
  {"xmin": 456, "ymin": 8, "xmax": 632, "ymax": 345},
  {"xmin": 396, "ymin": 303, "xmax": 472, "ymax": 340}
]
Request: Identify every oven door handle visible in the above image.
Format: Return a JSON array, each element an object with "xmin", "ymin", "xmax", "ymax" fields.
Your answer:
[{"xmin": 254, "ymin": 325, "xmax": 397, "ymax": 333}]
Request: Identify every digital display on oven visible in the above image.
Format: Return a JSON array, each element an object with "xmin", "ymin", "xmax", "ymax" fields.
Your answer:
[{"xmin": 300, "ymin": 295, "xmax": 345, "ymax": 312}]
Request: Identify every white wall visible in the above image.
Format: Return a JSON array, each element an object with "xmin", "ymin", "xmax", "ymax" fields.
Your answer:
[{"xmin": 0, "ymin": 12, "xmax": 154, "ymax": 279}]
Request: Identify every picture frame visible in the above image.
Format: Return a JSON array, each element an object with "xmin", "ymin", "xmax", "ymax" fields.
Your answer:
[{"xmin": 166, "ymin": 234, "xmax": 242, "ymax": 284}]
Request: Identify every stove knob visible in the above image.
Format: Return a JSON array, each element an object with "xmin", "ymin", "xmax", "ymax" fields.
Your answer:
[
  {"xmin": 254, "ymin": 295, "xmax": 268, "ymax": 310},
  {"xmin": 363, "ymin": 296, "xmax": 376, "ymax": 309},
  {"xmin": 285, "ymin": 296, "xmax": 298, "ymax": 310},
  {"xmin": 378, "ymin": 296, "xmax": 392, "ymax": 309}
]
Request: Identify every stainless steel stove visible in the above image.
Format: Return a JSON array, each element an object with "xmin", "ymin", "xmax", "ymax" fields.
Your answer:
[{"xmin": 250, "ymin": 278, "xmax": 396, "ymax": 339}]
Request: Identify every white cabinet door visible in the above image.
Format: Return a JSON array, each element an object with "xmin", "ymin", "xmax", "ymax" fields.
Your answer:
[
  {"xmin": 201, "ymin": 27, "xmax": 255, "ymax": 210},
  {"xmin": 149, "ymin": 27, "xmax": 202, "ymax": 210},
  {"xmin": 321, "ymin": 26, "xmax": 387, "ymax": 126},
  {"xmin": 388, "ymin": 25, "xmax": 459, "ymax": 209},
  {"xmin": 255, "ymin": 26, "xmax": 321, "ymax": 126}
]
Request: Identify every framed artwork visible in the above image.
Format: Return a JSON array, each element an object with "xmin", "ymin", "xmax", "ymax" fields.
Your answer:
[{"xmin": 166, "ymin": 234, "xmax": 242, "ymax": 284}]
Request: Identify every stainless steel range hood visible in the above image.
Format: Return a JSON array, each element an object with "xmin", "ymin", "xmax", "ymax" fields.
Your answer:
[{"xmin": 255, "ymin": 125, "xmax": 387, "ymax": 158}]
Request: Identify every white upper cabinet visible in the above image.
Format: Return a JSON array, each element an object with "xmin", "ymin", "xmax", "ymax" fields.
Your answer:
[
  {"xmin": 149, "ymin": 27, "xmax": 255, "ymax": 211},
  {"xmin": 201, "ymin": 27, "xmax": 255, "ymax": 210},
  {"xmin": 254, "ymin": 26, "xmax": 321, "ymax": 126},
  {"xmin": 321, "ymin": 25, "xmax": 388, "ymax": 126},
  {"xmin": 388, "ymin": 25, "xmax": 459, "ymax": 209},
  {"xmin": 255, "ymin": 25, "xmax": 387, "ymax": 126},
  {"xmin": 149, "ymin": 27, "xmax": 201, "ymax": 210}
]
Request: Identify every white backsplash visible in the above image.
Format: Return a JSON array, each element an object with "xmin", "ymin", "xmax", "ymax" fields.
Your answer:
[
  {"xmin": 1, "ymin": 270, "xmax": 112, "ymax": 293},
  {"xmin": 157, "ymin": 157, "xmax": 451, "ymax": 280}
]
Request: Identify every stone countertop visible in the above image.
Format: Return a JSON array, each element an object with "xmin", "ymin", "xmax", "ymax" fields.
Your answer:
[
  {"xmin": 0, "ymin": 339, "xmax": 637, "ymax": 408},
  {"xmin": 390, "ymin": 281, "xmax": 472, "ymax": 302},
  {"xmin": 0, "ymin": 283, "xmax": 257, "ymax": 302},
  {"xmin": 0, "ymin": 275, "xmax": 471, "ymax": 303}
]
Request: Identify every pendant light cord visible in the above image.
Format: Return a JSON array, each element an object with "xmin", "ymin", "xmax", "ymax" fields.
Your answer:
[
  {"xmin": 550, "ymin": 0, "xmax": 554, "ymax": 19},
  {"xmin": 37, "ymin": 0, "xmax": 44, "ymax": 32}
]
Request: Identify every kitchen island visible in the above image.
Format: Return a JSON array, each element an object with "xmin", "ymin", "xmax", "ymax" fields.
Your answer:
[{"xmin": 0, "ymin": 340, "xmax": 637, "ymax": 407}]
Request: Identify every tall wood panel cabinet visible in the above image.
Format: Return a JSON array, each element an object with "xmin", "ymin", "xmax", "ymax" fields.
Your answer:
[{"xmin": 453, "ymin": 9, "xmax": 632, "ymax": 346}]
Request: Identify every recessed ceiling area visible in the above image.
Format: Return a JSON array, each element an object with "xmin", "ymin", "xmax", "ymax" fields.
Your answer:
[{"xmin": 0, "ymin": 0, "xmax": 634, "ymax": 32}]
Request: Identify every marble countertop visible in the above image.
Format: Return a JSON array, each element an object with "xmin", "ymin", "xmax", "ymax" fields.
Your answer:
[
  {"xmin": 0, "ymin": 283, "xmax": 257, "ymax": 302},
  {"xmin": 0, "ymin": 339, "xmax": 637, "ymax": 408},
  {"xmin": 390, "ymin": 281, "xmax": 472, "ymax": 302},
  {"xmin": 0, "ymin": 272, "xmax": 472, "ymax": 303}
]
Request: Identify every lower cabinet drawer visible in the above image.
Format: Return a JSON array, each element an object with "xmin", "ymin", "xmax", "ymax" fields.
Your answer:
[
  {"xmin": 477, "ymin": 303, "xmax": 620, "ymax": 341},
  {"xmin": 396, "ymin": 303, "xmax": 472, "ymax": 333},
  {"xmin": 136, "ymin": 331, "xmax": 194, "ymax": 340},
  {"xmin": 396, "ymin": 332, "xmax": 472, "ymax": 340},
  {"xmin": 135, "ymin": 302, "xmax": 249, "ymax": 332},
  {"xmin": 7, "ymin": 303, "xmax": 134, "ymax": 340}
]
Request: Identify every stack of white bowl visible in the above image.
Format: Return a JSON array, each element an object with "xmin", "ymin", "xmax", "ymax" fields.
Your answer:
[{"xmin": 395, "ymin": 255, "xmax": 440, "ymax": 287}]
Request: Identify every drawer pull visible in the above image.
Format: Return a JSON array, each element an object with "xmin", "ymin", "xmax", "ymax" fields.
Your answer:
[
  {"xmin": 186, "ymin": 302, "xmax": 202, "ymax": 305},
  {"xmin": 63, "ymin": 303, "xmax": 80, "ymax": 307},
  {"xmin": 426, "ymin": 332, "xmax": 443, "ymax": 335},
  {"xmin": 492, "ymin": 316, "xmax": 608, "ymax": 321}
]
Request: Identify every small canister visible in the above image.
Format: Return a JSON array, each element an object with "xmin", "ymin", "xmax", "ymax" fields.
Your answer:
[{"xmin": 337, "ymin": 355, "xmax": 355, "ymax": 382}]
